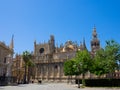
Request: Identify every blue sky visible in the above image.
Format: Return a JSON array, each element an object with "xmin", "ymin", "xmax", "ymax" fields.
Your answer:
[{"xmin": 0, "ymin": 0, "xmax": 120, "ymax": 54}]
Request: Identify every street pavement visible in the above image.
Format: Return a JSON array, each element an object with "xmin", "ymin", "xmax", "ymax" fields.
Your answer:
[{"xmin": 0, "ymin": 83, "xmax": 120, "ymax": 90}]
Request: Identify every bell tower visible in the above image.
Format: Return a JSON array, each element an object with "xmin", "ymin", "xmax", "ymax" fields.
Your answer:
[{"xmin": 91, "ymin": 26, "xmax": 100, "ymax": 54}]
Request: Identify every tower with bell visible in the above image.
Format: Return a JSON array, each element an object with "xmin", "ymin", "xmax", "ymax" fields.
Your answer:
[{"xmin": 91, "ymin": 26, "xmax": 100, "ymax": 54}]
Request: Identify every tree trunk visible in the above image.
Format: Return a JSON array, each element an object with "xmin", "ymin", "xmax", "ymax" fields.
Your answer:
[
  {"xmin": 27, "ymin": 67, "xmax": 29, "ymax": 83},
  {"xmin": 27, "ymin": 67, "xmax": 31, "ymax": 83},
  {"xmin": 24, "ymin": 65, "xmax": 27, "ymax": 84},
  {"xmin": 82, "ymin": 73, "xmax": 85, "ymax": 86},
  {"xmin": 67, "ymin": 76, "xmax": 69, "ymax": 84},
  {"xmin": 77, "ymin": 75, "xmax": 80, "ymax": 88},
  {"xmin": 70, "ymin": 75, "xmax": 72, "ymax": 84}
]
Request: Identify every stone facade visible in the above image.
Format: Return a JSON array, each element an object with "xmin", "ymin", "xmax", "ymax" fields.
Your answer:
[
  {"xmin": 33, "ymin": 27, "xmax": 100, "ymax": 82},
  {"xmin": 0, "ymin": 36, "xmax": 15, "ymax": 85},
  {"xmin": 0, "ymin": 36, "xmax": 14, "ymax": 77}
]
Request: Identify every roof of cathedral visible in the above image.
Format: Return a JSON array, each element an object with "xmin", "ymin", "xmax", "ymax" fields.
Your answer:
[{"xmin": 61, "ymin": 40, "xmax": 77, "ymax": 52}]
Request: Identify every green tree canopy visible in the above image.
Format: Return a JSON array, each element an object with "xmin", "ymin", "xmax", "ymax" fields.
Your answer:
[
  {"xmin": 64, "ymin": 58, "xmax": 79, "ymax": 76},
  {"xmin": 91, "ymin": 49, "xmax": 109, "ymax": 76},
  {"xmin": 22, "ymin": 51, "xmax": 32, "ymax": 65},
  {"xmin": 75, "ymin": 50, "xmax": 92, "ymax": 74},
  {"xmin": 91, "ymin": 40, "xmax": 120, "ymax": 76},
  {"xmin": 75, "ymin": 50, "xmax": 92, "ymax": 86}
]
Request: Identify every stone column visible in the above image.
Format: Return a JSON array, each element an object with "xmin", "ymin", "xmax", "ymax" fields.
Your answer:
[
  {"xmin": 47, "ymin": 64, "xmax": 49, "ymax": 80},
  {"xmin": 41, "ymin": 65, "xmax": 43, "ymax": 80},
  {"xmin": 58, "ymin": 64, "xmax": 61, "ymax": 81},
  {"xmin": 53, "ymin": 65, "xmax": 55, "ymax": 81},
  {"xmin": 35, "ymin": 65, "xmax": 38, "ymax": 80},
  {"xmin": 6, "ymin": 55, "xmax": 12, "ymax": 77}
]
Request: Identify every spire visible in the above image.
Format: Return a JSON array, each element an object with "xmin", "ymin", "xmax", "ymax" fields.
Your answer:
[
  {"xmin": 50, "ymin": 35, "xmax": 54, "ymax": 41},
  {"xmin": 34, "ymin": 40, "xmax": 36, "ymax": 45},
  {"xmin": 79, "ymin": 41, "xmax": 83, "ymax": 50},
  {"xmin": 34, "ymin": 39, "xmax": 36, "ymax": 49},
  {"xmin": 10, "ymin": 35, "xmax": 14, "ymax": 50},
  {"xmin": 55, "ymin": 43, "xmax": 58, "ymax": 53},
  {"xmin": 34, "ymin": 40, "xmax": 36, "ymax": 55},
  {"xmin": 83, "ymin": 38, "xmax": 87, "ymax": 50},
  {"xmin": 92, "ymin": 25, "xmax": 97, "ymax": 38}
]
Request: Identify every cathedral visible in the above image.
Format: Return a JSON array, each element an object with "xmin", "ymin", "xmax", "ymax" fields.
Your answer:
[
  {"xmin": 1, "ymin": 27, "xmax": 120, "ymax": 84},
  {"xmin": 33, "ymin": 26, "xmax": 100, "ymax": 82}
]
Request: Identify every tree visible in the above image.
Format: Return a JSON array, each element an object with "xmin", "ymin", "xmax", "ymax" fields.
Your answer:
[
  {"xmin": 27, "ymin": 60, "xmax": 35, "ymax": 83},
  {"xmin": 63, "ymin": 50, "xmax": 92, "ymax": 87},
  {"xmin": 105, "ymin": 40, "xmax": 120, "ymax": 68},
  {"xmin": 64, "ymin": 58, "xmax": 79, "ymax": 83},
  {"xmin": 75, "ymin": 50, "xmax": 92, "ymax": 87},
  {"xmin": 22, "ymin": 51, "xmax": 33, "ymax": 84},
  {"xmin": 91, "ymin": 40, "xmax": 120, "ymax": 78},
  {"xmin": 90, "ymin": 49, "xmax": 109, "ymax": 76}
]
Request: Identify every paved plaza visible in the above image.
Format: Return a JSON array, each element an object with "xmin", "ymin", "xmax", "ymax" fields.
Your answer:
[{"xmin": 0, "ymin": 83, "xmax": 120, "ymax": 90}]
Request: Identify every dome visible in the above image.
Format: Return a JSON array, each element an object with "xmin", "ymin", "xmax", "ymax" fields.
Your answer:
[
  {"xmin": 62, "ymin": 40, "xmax": 76, "ymax": 52},
  {"xmin": 67, "ymin": 45, "xmax": 74, "ymax": 50}
]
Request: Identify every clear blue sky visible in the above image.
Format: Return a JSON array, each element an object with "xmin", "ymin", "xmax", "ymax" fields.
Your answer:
[{"xmin": 0, "ymin": 0, "xmax": 120, "ymax": 54}]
